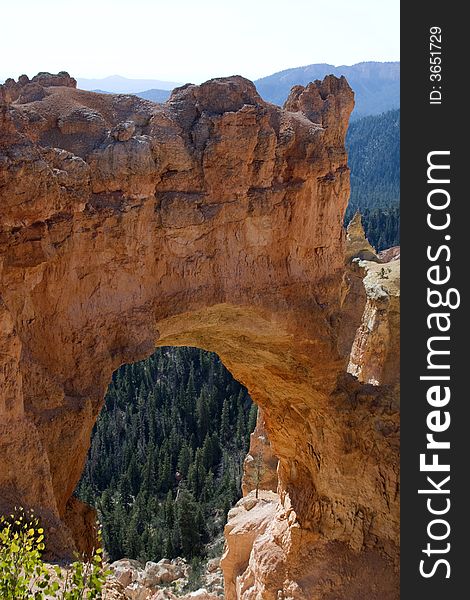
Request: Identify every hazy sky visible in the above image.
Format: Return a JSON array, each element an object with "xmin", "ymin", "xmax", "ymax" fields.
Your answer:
[{"xmin": 1, "ymin": 0, "xmax": 399, "ymax": 83}]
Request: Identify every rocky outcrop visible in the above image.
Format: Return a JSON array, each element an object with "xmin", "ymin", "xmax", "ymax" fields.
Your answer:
[
  {"xmin": 378, "ymin": 245, "xmax": 400, "ymax": 263},
  {"xmin": 223, "ymin": 481, "xmax": 400, "ymax": 600},
  {"xmin": 0, "ymin": 72, "xmax": 399, "ymax": 598},
  {"xmin": 221, "ymin": 491, "xmax": 279, "ymax": 599},
  {"xmin": 241, "ymin": 408, "xmax": 278, "ymax": 496},
  {"xmin": 41, "ymin": 558, "xmax": 220, "ymax": 600},
  {"xmin": 106, "ymin": 557, "xmax": 223, "ymax": 599},
  {"xmin": 0, "ymin": 71, "xmax": 76, "ymax": 104},
  {"xmin": 345, "ymin": 212, "xmax": 378, "ymax": 262},
  {"xmin": 63, "ymin": 495, "xmax": 98, "ymax": 557},
  {"xmin": 342, "ymin": 216, "xmax": 400, "ymax": 385},
  {"xmin": 347, "ymin": 257, "xmax": 400, "ymax": 385}
]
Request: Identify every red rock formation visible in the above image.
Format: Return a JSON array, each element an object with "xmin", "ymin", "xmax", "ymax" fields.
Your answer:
[{"xmin": 0, "ymin": 73, "xmax": 399, "ymax": 598}]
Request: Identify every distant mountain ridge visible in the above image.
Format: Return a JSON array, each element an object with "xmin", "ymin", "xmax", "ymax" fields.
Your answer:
[
  {"xmin": 136, "ymin": 88, "xmax": 171, "ymax": 103},
  {"xmin": 77, "ymin": 74, "xmax": 179, "ymax": 93},
  {"xmin": 254, "ymin": 61, "xmax": 399, "ymax": 118},
  {"xmin": 90, "ymin": 87, "xmax": 172, "ymax": 103}
]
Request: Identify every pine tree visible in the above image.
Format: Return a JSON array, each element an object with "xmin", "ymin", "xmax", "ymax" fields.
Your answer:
[
  {"xmin": 345, "ymin": 108, "xmax": 400, "ymax": 247},
  {"xmin": 196, "ymin": 390, "xmax": 210, "ymax": 443},
  {"xmin": 236, "ymin": 403, "xmax": 246, "ymax": 449},
  {"xmin": 119, "ymin": 474, "xmax": 132, "ymax": 507},
  {"xmin": 175, "ymin": 489, "xmax": 205, "ymax": 558},
  {"xmin": 127, "ymin": 455, "xmax": 141, "ymax": 497},
  {"xmin": 220, "ymin": 398, "xmax": 230, "ymax": 445},
  {"xmin": 177, "ymin": 442, "xmax": 192, "ymax": 479},
  {"xmin": 247, "ymin": 404, "xmax": 258, "ymax": 441}
]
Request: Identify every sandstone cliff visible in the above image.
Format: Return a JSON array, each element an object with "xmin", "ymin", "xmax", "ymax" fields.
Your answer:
[{"xmin": 0, "ymin": 72, "xmax": 399, "ymax": 599}]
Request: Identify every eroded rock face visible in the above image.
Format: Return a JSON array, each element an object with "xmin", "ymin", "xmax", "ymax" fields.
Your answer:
[
  {"xmin": 227, "ymin": 245, "xmax": 400, "ymax": 598},
  {"xmin": 347, "ymin": 258, "xmax": 400, "ymax": 386},
  {"xmin": 0, "ymin": 73, "xmax": 399, "ymax": 598},
  {"xmin": 223, "ymin": 488, "xmax": 400, "ymax": 600},
  {"xmin": 345, "ymin": 216, "xmax": 400, "ymax": 386},
  {"xmin": 222, "ymin": 491, "xmax": 279, "ymax": 600}
]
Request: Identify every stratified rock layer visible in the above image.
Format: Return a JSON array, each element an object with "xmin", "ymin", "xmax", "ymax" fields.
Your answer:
[{"xmin": 0, "ymin": 73, "xmax": 399, "ymax": 598}]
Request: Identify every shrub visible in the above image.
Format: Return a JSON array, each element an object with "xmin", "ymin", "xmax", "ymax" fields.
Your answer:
[
  {"xmin": 0, "ymin": 508, "xmax": 109, "ymax": 599},
  {"xmin": 185, "ymin": 556, "xmax": 204, "ymax": 592}
]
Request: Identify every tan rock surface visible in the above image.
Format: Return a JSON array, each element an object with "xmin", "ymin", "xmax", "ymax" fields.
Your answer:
[
  {"xmin": 221, "ymin": 491, "xmax": 279, "ymax": 600},
  {"xmin": 0, "ymin": 73, "xmax": 399, "ymax": 598},
  {"xmin": 347, "ymin": 257, "xmax": 400, "ymax": 385},
  {"xmin": 223, "ymin": 489, "xmax": 399, "ymax": 600}
]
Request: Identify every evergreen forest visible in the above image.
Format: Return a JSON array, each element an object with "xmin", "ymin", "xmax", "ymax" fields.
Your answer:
[{"xmin": 76, "ymin": 347, "xmax": 257, "ymax": 564}]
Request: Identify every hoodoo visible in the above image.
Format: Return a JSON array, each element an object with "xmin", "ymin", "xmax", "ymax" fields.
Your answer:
[{"xmin": 0, "ymin": 72, "xmax": 399, "ymax": 598}]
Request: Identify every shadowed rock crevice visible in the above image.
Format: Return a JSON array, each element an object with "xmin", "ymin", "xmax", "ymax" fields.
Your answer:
[{"xmin": 0, "ymin": 72, "xmax": 399, "ymax": 599}]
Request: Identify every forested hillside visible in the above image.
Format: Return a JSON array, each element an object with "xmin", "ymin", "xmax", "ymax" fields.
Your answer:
[
  {"xmin": 76, "ymin": 347, "xmax": 257, "ymax": 564},
  {"xmin": 346, "ymin": 108, "xmax": 400, "ymax": 250}
]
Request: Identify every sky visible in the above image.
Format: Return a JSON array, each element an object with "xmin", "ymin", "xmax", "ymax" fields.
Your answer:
[{"xmin": 1, "ymin": 0, "xmax": 399, "ymax": 84}]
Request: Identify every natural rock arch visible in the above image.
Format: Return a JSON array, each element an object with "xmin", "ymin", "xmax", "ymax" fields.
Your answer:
[{"xmin": 0, "ymin": 73, "xmax": 399, "ymax": 598}]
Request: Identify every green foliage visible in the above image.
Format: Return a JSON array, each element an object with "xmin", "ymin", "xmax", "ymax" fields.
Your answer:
[
  {"xmin": 52, "ymin": 545, "xmax": 108, "ymax": 600},
  {"xmin": 185, "ymin": 557, "xmax": 204, "ymax": 593},
  {"xmin": 76, "ymin": 347, "xmax": 256, "ymax": 564},
  {"xmin": 0, "ymin": 509, "xmax": 51, "ymax": 600},
  {"xmin": 0, "ymin": 509, "xmax": 109, "ymax": 599}
]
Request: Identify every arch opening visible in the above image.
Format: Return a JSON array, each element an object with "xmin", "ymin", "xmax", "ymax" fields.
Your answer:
[{"xmin": 74, "ymin": 345, "xmax": 263, "ymax": 569}]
